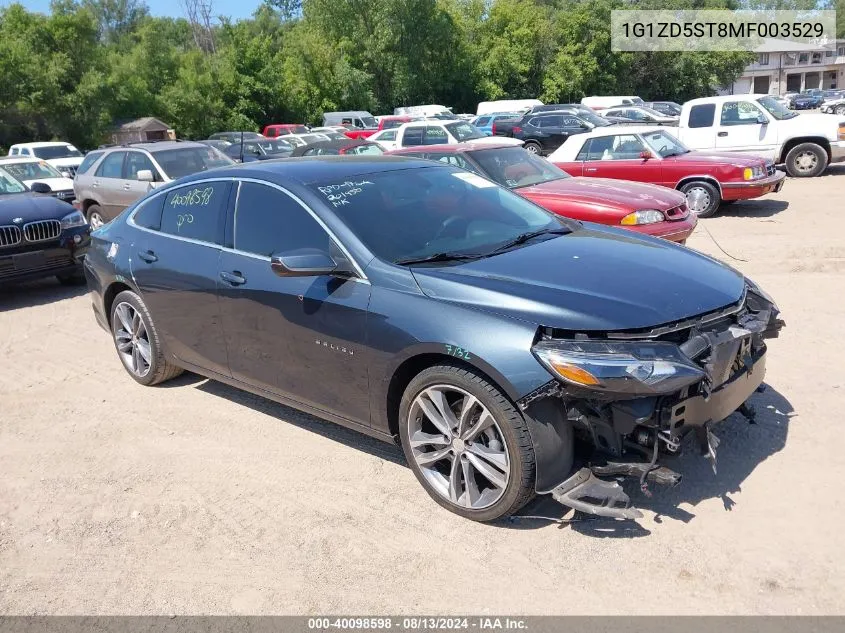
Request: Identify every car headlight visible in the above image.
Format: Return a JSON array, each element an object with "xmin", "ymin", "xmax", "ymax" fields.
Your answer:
[
  {"xmin": 743, "ymin": 166, "xmax": 765, "ymax": 180},
  {"xmin": 745, "ymin": 277, "xmax": 778, "ymax": 312},
  {"xmin": 532, "ymin": 339, "xmax": 706, "ymax": 395},
  {"xmin": 620, "ymin": 210, "xmax": 664, "ymax": 225},
  {"xmin": 60, "ymin": 210, "xmax": 87, "ymax": 230}
]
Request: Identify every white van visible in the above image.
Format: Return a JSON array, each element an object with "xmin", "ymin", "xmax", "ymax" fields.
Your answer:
[
  {"xmin": 393, "ymin": 105, "xmax": 454, "ymax": 118},
  {"xmin": 476, "ymin": 99, "xmax": 543, "ymax": 116},
  {"xmin": 581, "ymin": 96, "xmax": 644, "ymax": 110}
]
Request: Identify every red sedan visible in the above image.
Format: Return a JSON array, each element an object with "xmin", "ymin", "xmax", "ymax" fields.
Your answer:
[
  {"xmin": 389, "ymin": 142, "xmax": 697, "ymax": 244},
  {"xmin": 548, "ymin": 126, "xmax": 785, "ymax": 217}
]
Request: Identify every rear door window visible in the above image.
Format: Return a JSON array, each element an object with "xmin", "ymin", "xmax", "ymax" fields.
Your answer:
[
  {"xmin": 423, "ymin": 126, "xmax": 448, "ymax": 145},
  {"xmin": 95, "ymin": 151, "xmax": 126, "ymax": 178},
  {"xmin": 76, "ymin": 151, "xmax": 104, "ymax": 175},
  {"xmin": 402, "ymin": 126, "xmax": 425, "ymax": 146},
  {"xmin": 160, "ymin": 181, "xmax": 230, "ymax": 244},
  {"xmin": 123, "ymin": 151, "xmax": 158, "ymax": 180},
  {"xmin": 688, "ymin": 104, "xmax": 716, "ymax": 128}
]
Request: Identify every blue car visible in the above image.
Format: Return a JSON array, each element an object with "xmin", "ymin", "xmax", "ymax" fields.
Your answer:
[
  {"xmin": 84, "ymin": 157, "xmax": 784, "ymax": 521},
  {"xmin": 470, "ymin": 112, "xmax": 521, "ymax": 136}
]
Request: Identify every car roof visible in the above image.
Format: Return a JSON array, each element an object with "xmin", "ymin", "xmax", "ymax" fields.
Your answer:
[
  {"xmin": 174, "ymin": 155, "xmax": 440, "ymax": 187},
  {"xmin": 390, "ymin": 141, "xmax": 520, "ymax": 154},
  {"xmin": 575, "ymin": 125, "xmax": 668, "ymax": 138},
  {"xmin": 685, "ymin": 94, "xmax": 770, "ymax": 106},
  {"xmin": 0, "ymin": 156, "xmax": 43, "ymax": 164},
  {"xmin": 11, "ymin": 141, "xmax": 74, "ymax": 148},
  {"xmin": 103, "ymin": 140, "xmax": 209, "ymax": 152},
  {"xmin": 290, "ymin": 139, "xmax": 377, "ymax": 156}
]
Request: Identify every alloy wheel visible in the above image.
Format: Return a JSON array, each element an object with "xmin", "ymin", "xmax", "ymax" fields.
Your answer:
[
  {"xmin": 89, "ymin": 211, "xmax": 105, "ymax": 229},
  {"xmin": 113, "ymin": 302, "xmax": 152, "ymax": 378},
  {"xmin": 793, "ymin": 151, "xmax": 818, "ymax": 174},
  {"xmin": 524, "ymin": 144, "xmax": 539, "ymax": 154},
  {"xmin": 685, "ymin": 186, "xmax": 711, "ymax": 215},
  {"xmin": 408, "ymin": 385, "xmax": 510, "ymax": 510}
]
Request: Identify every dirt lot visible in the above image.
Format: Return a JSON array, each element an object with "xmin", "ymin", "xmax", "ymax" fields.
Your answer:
[{"xmin": 1, "ymin": 167, "xmax": 844, "ymax": 615}]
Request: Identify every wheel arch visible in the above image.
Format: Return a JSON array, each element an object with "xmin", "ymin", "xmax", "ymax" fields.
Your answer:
[
  {"xmin": 103, "ymin": 280, "xmax": 135, "ymax": 327},
  {"xmin": 778, "ymin": 137, "xmax": 832, "ymax": 163},
  {"xmin": 675, "ymin": 175, "xmax": 723, "ymax": 197},
  {"xmin": 383, "ymin": 347, "xmax": 522, "ymax": 442}
]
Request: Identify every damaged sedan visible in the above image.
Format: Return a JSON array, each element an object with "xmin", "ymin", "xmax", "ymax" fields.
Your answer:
[{"xmin": 84, "ymin": 157, "xmax": 783, "ymax": 521}]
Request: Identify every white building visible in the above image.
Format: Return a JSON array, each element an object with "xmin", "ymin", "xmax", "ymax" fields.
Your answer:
[{"xmin": 722, "ymin": 38, "xmax": 845, "ymax": 95}]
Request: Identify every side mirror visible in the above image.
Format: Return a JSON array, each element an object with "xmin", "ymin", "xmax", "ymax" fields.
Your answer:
[
  {"xmin": 640, "ymin": 150, "xmax": 653, "ymax": 160},
  {"xmin": 137, "ymin": 169, "xmax": 154, "ymax": 182},
  {"xmin": 757, "ymin": 114, "xmax": 768, "ymax": 124},
  {"xmin": 30, "ymin": 182, "xmax": 52, "ymax": 194},
  {"xmin": 270, "ymin": 248, "xmax": 338, "ymax": 277}
]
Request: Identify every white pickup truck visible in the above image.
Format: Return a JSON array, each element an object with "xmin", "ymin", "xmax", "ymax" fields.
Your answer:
[{"xmin": 674, "ymin": 95, "xmax": 845, "ymax": 177}]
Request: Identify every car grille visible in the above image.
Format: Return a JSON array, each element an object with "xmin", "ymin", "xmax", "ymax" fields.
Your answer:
[
  {"xmin": 53, "ymin": 189, "xmax": 75, "ymax": 201},
  {"xmin": 765, "ymin": 162, "xmax": 775, "ymax": 176},
  {"xmin": 664, "ymin": 203, "xmax": 689, "ymax": 221},
  {"xmin": 0, "ymin": 225, "xmax": 23, "ymax": 248},
  {"xmin": 23, "ymin": 220, "xmax": 61, "ymax": 243}
]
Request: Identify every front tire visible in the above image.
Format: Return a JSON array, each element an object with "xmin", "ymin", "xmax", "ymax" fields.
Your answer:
[
  {"xmin": 784, "ymin": 142, "xmax": 827, "ymax": 177},
  {"xmin": 522, "ymin": 141, "xmax": 541, "ymax": 155},
  {"xmin": 398, "ymin": 364, "xmax": 535, "ymax": 522},
  {"xmin": 680, "ymin": 180, "xmax": 721, "ymax": 218},
  {"xmin": 835, "ymin": 105, "xmax": 845, "ymax": 116},
  {"xmin": 110, "ymin": 290, "xmax": 183, "ymax": 386}
]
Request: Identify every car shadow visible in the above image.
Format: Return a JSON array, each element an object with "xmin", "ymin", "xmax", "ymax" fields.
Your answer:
[
  {"xmin": 717, "ymin": 199, "xmax": 789, "ymax": 219},
  {"xmin": 170, "ymin": 375, "xmax": 791, "ymax": 537},
  {"xmin": 190, "ymin": 377, "xmax": 406, "ymax": 466},
  {"xmin": 503, "ymin": 383, "xmax": 793, "ymax": 537},
  {"xmin": 0, "ymin": 278, "xmax": 87, "ymax": 312}
]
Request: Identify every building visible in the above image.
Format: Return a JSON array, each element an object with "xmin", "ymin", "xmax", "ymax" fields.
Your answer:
[
  {"xmin": 722, "ymin": 38, "xmax": 845, "ymax": 95},
  {"xmin": 110, "ymin": 117, "xmax": 175, "ymax": 145}
]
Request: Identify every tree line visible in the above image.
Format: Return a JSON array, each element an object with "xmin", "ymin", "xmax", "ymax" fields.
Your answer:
[{"xmin": 0, "ymin": 0, "xmax": 841, "ymax": 150}]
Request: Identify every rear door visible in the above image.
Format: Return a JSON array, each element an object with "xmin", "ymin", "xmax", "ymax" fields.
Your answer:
[
  {"xmin": 92, "ymin": 151, "xmax": 128, "ymax": 220},
  {"xmin": 129, "ymin": 179, "xmax": 232, "ymax": 376},
  {"xmin": 580, "ymin": 133, "xmax": 662, "ymax": 183},
  {"xmin": 217, "ymin": 180, "xmax": 371, "ymax": 424}
]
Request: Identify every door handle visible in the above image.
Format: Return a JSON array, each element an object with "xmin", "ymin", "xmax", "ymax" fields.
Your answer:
[
  {"xmin": 123, "ymin": 184, "xmax": 131, "ymax": 190},
  {"xmin": 92, "ymin": 181, "xmax": 100, "ymax": 188},
  {"xmin": 717, "ymin": 131, "xmax": 728, "ymax": 137},
  {"xmin": 219, "ymin": 270, "xmax": 246, "ymax": 286},
  {"xmin": 585, "ymin": 167, "xmax": 598, "ymax": 172},
  {"xmin": 137, "ymin": 250, "xmax": 158, "ymax": 263}
]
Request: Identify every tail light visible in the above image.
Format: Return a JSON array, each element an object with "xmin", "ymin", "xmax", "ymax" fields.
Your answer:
[
  {"xmin": 492, "ymin": 122, "xmax": 497, "ymax": 135},
  {"xmin": 513, "ymin": 126, "xmax": 522, "ymax": 134}
]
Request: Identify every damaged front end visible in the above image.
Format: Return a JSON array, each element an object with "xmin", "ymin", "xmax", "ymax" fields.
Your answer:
[{"xmin": 519, "ymin": 281, "xmax": 785, "ymax": 519}]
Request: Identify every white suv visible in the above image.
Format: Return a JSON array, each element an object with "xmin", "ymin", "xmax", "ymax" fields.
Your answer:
[{"xmin": 8, "ymin": 142, "xmax": 85, "ymax": 177}]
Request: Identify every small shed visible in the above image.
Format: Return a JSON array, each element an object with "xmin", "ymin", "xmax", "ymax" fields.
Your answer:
[{"xmin": 111, "ymin": 117, "xmax": 175, "ymax": 144}]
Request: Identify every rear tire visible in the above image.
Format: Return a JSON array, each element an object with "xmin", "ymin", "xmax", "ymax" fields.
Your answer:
[
  {"xmin": 86, "ymin": 204, "xmax": 106, "ymax": 229},
  {"xmin": 680, "ymin": 180, "xmax": 721, "ymax": 218},
  {"xmin": 399, "ymin": 363, "xmax": 535, "ymax": 522},
  {"xmin": 110, "ymin": 290, "xmax": 183, "ymax": 386},
  {"xmin": 523, "ymin": 141, "xmax": 541, "ymax": 155},
  {"xmin": 784, "ymin": 142, "xmax": 827, "ymax": 177},
  {"xmin": 835, "ymin": 105, "xmax": 845, "ymax": 116}
]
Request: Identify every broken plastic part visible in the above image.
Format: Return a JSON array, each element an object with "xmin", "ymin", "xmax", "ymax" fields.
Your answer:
[
  {"xmin": 550, "ymin": 468, "xmax": 643, "ymax": 520},
  {"xmin": 591, "ymin": 462, "xmax": 683, "ymax": 488}
]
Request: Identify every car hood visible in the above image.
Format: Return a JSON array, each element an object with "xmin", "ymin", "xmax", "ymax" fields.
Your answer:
[
  {"xmin": 22, "ymin": 177, "xmax": 75, "ymax": 191},
  {"xmin": 780, "ymin": 112, "xmax": 842, "ymax": 131},
  {"xmin": 46, "ymin": 157, "xmax": 83, "ymax": 168},
  {"xmin": 666, "ymin": 151, "xmax": 766, "ymax": 167},
  {"xmin": 518, "ymin": 177, "xmax": 685, "ymax": 212},
  {"xmin": 0, "ymin": 193, "xmax": 74, "ymax": 223},
  {"xmin": 410, "ymin": 225, "xmax": 745, "ymax": 331}
]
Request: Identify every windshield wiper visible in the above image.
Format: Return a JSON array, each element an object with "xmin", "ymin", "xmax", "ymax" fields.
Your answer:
[
  {"xmin": 488, "ymin": 226, "xmax": 571, "ymax": 254},
  {"xmin": 396, "ymin": 251, "xmax": 485, "ymax": 266}
]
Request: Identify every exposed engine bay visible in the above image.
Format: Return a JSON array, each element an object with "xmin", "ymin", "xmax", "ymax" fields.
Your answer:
[{"xmin": 519, "ymin": 281, "xmax": 786, "ymax": 519}]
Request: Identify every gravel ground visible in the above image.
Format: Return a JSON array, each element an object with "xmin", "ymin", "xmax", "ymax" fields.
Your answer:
[{"xmin": 1, "ymin": 166, "xmax": 844, "ymax": 615}]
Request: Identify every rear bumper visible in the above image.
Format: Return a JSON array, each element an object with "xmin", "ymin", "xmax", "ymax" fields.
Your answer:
[
  {"xmin": 626, "ymin": 213, "xmax": 698, "ymax": 244},
  {"xmin": 721, "ymin": 170, "xmax": 786, "ymax": 200}
]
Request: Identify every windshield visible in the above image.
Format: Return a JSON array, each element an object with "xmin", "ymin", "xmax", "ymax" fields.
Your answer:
[
  {"xmin": 2, "ymin": 160, "xmax": 63, "ymax": 181},
  {"xmin": 0, "ymin": 168, "xmax": 27, "ymax": 194},
  {"xmin": 445, "ymin": 122, "xmax": 486, "ymax": 141},
  {"xmin": 31, "ymin": 144, "xmax": 82, "ymax": 159},
  {"xmin": 152, "ymin": 146, "xmax": 233, "ymax": 179},
  {"xmin": 639, "ymin": 106, "xmax": 674, "ymax": 118},
  {"xmin": 309, "ymin": 165, "xmax": 566, "ymax": 264},
  {"xmin": 471, "ymin": 146, "xmax": 569, "ymax": 188},
  {"xmin": 258, "ymin": 139, "xmax": 293, "ymax": 154},
  {"xmin": 577, "ymin": 110, "xmax": 612, "ymax": 127},
  {"xmin": 757, "ymin": 95, "xmax": 798, "ymax": 120},
  {"xmin": 641, "ymin": 129, "xmax": 690, "ymax": 157}
]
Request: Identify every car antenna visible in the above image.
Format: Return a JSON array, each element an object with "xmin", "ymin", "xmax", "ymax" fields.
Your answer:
[{"xmin": 240, "ymin": 131, "xmax": 244, "ymax": 163}]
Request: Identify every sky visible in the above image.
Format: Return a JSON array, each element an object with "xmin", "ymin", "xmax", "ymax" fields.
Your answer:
[{"xmin": 8, "ymin": 0, "xmax": 265, "ymax": 20}]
